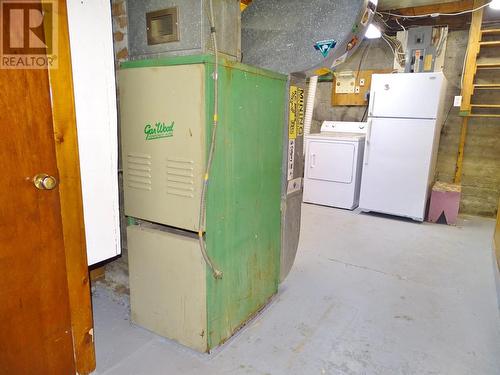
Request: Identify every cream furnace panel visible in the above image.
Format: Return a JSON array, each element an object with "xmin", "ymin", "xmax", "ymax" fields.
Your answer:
[
  {"xmin": 120, "ymin": 65, "xmax": 206, "ymax": 231},
  {"xmin": 128, "ymin": 224, "xmax": 207, "ymax": 351}
]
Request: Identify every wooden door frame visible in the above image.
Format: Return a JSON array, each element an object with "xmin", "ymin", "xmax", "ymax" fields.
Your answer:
[{"xmin": 45, "ymin": 1, "xmax": 95, "ymax": 373}]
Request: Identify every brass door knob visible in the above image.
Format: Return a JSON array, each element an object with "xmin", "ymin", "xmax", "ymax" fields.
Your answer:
[{"xmin": 33, "ymin": 174, "xmax": 58, "ymax": 190}]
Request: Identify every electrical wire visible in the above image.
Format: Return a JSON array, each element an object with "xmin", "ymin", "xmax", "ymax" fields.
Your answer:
[
  {"xmin": 355, "ymin": 42, "xmax": 371, "ymax": 83},
  {"xmin": 378, "ymin": 1, "xmax": 492, "ymax": 18},
  {"xmin": 395, "ymin": 17, "xmax": 406, "ymax": 31},
  {"xmin": 384, "ymin": 33, "xmax": 406, "ymax": 55},
  {"xmin": 373, "ymin": 12, "xmax": 400, "ymax": 31},
  {"xmin": 460, "ymin": 40, "xmax": 469, "ymax": 90},
  {"xmin": 382, "ymin": 35, "xmax": 396, "ymax": 56},
  {"xmin": 435, "ymin": 27, "xmax": 448, "ymax": 57},
  {"xmin": 360, "ymin": 103, "xmax": 369, "ymax": 122},
  {"xmin": 198, "ymin": 0, "xmax": 223, "ymax": 279},
  {"xmin": 439, "ymin": 102, "xmax": 455, "ymax": 141},
  {"xmin": 382, "ymin": 33, "xmax": 406, "ymax": 68}
]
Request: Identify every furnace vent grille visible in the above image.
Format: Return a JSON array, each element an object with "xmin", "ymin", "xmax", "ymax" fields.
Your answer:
[
  {"xmin": 127, "ymin": 153, "xmax": 152, "ymax": 191},
  {"xmin": 166, "ymin": 157, "xmax": 195, "ymax": 198}
]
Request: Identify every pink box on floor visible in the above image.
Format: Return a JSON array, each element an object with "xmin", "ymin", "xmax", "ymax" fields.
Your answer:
[{"xmin": 428, "ymin": 182, "xmax": 462, "ymax": 225}]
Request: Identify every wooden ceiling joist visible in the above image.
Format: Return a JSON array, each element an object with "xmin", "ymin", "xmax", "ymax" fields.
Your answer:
[
  {"xmin": 380, "ymin": 0, "xmax": 477, "ymax": 31},
  {"xmin": 390, "ymin": 0, "xmax": 474, "ymax": 16}
]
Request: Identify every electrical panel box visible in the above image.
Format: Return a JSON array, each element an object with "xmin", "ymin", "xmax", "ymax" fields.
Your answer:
[
  {"xmin": 393, "ymin": 26, "xmax": 448, "ymax": 73},
  {"xmin": 406, "ymin": 26, "xmax": 433, "ymax": 73},
  {"xmin": 127, "ymin": 0, "xmax": 241, "ymax": 61}
]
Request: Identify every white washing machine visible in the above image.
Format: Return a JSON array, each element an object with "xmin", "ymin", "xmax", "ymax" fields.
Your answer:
[{"xmin": 303, "ymin": 121, "xmax": 366, "ymax": 210}]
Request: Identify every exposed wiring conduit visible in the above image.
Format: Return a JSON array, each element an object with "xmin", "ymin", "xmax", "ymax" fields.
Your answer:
[
  {"xmin": 198, "ymin": 0, "xmax": 223, "ymax": 279},
  {"xmin": 303, "ymin": 75, "xmax": 318, "ymax": 148}
]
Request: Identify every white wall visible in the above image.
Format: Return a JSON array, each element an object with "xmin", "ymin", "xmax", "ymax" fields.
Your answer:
[{"xmin": 67, "ymin": 0, "xmax": 121, "ymax": 265}]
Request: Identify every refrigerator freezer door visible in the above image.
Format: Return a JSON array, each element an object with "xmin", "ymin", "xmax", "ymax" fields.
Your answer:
[
  {"xmin": 360, "ymin": 118, "xmax": 437, "ymax": 221},
  {"xmin": 369, "ymin": 73, "xmax": 444, "ymax": 119}
]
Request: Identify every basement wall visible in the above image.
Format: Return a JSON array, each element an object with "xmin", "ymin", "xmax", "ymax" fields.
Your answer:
[{"xmin": 312, "ymin": 30, "xmax": 500, "ymax": 218}]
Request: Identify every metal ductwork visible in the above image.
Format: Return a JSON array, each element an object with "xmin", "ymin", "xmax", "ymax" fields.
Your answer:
[
  {"xmin": 241, "ymin": 0, "xmax": 378, "ymax": 281},
  {"xmin": 242, "ymin": 0, "xmax": 377, "ymax": 77}
]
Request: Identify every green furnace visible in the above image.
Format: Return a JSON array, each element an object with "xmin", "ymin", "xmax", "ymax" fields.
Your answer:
[{"xmin": 120, "ymin": 55, "xmax": 287, "ymax": 352}]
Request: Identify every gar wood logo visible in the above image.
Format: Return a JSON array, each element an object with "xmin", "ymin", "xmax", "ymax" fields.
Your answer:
[
  {"xmin": 144, "ymin": 121, "xmax": 174, "ymax": 141},
  {"xmin": 0, "ymin": 0, "xmax": 58, "ymax": 69}
]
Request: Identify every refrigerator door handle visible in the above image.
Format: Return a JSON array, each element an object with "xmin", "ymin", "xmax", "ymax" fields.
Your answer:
[
  {"xmin": 311, "ymin": 153, "xmax": 316, "ymax": 168},
  {"xmin": 365, "ymin": 119, "xmax": 372, "ymax": 165}
]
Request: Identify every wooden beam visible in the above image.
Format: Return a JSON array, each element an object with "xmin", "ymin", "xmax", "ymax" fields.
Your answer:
[
  {"xmin": 390, "ymin": 0, "xmax": 474, "ymax": 16},
  {"xmin": 381, "ymin": 1, "xmax": 475, "ymax": 31},
  {"xmin": 46, "ymin": 1, "xmax": 96, "ymax": 373},
  {"xmin": 460, "ymin": 0, "xmax": 486, "ymax": 113},
  {"xmin": 393, "ymin": 16, "xmax": 472, "ymax": 31}
]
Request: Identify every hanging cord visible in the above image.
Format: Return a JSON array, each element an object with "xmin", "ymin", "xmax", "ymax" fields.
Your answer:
[
  {"xmin": 355, "ymin": 42, "xmax": 372, "ymax": 83},
  {"xmin": 395, "ymin": 18, "xmax": 406, "ymax": 32},
  {"xmin": 198, "ymin": 0, "xmax": 223, "ymax": 279}
]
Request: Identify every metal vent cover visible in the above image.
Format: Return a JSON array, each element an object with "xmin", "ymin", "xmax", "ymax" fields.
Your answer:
[
  {"xmin": 146, "ymin": 7, "xmax": 179, "ymax": 45},
  {"xmin": 127, "ymin": 0, "xmax": 240, "ymax": 61}
]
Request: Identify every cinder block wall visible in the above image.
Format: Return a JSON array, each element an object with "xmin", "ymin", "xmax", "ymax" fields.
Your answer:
[
  {"xmin": 112, "ymin": 0, "xmax": 128, "ymax": 62},
  {"xmin": 312, "ymin": 31, "xmax": 500, "ymax": 218}
]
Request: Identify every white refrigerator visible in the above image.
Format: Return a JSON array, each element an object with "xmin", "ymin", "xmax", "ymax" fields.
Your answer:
[{"xmin": 359, "ymin": 72, "xmax": 448, "ymax": 222}]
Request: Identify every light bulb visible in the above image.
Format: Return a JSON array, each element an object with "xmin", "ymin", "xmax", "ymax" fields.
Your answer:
[
  {"xmin": 490, "ymin": 0, "xmax": 500, "ymax": 10},
  {"xmin": 365, "ymin": 24, "xmax": 382, "ymax": 39}
]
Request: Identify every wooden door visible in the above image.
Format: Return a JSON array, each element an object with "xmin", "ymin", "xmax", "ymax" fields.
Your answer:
[
  {"xmin": 0, "ymin": 58, "xmax": 77, "ymax": 374},
  {"xmin": 0, "ymin": 1, "xmax": 95, "ymax": 373}
]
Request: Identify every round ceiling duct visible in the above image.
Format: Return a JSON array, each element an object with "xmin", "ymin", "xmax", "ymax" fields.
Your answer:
[{"xmin": 241, "ymin": 0, "xmax": 377, "ymax": 76}]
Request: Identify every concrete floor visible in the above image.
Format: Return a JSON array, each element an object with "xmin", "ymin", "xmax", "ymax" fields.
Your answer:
[{"xmin": 92, "ymin": 204, "xmax": 500, "ymax": 374}]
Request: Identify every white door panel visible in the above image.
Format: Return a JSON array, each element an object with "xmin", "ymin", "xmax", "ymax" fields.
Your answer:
[
  {"xmin": 67, "ymin": 0, "xmax": 121, "ymax": 265},
  {"xmin": 307, "ymin": 141, "xmax": 354, "ymax": 183},
  {"xmin": 360, "ymin": 118, "xmax": 437, "ymax": 220},
  {"xmin": 370, "ymin": 73, "xmax": 444, "ymax": 119}
]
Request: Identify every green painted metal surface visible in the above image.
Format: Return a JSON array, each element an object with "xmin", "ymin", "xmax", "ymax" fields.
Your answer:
[
  {"xmin": 121, "ymin": 55, "xmax": 287, "ymax": 350},
  {"xmin": 120, "ymin": 54, "xmax": 285, "ymax": 81},
  {"xmin": 203, "ymin": 59, "xmax": 286, "ymax": 348}
]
